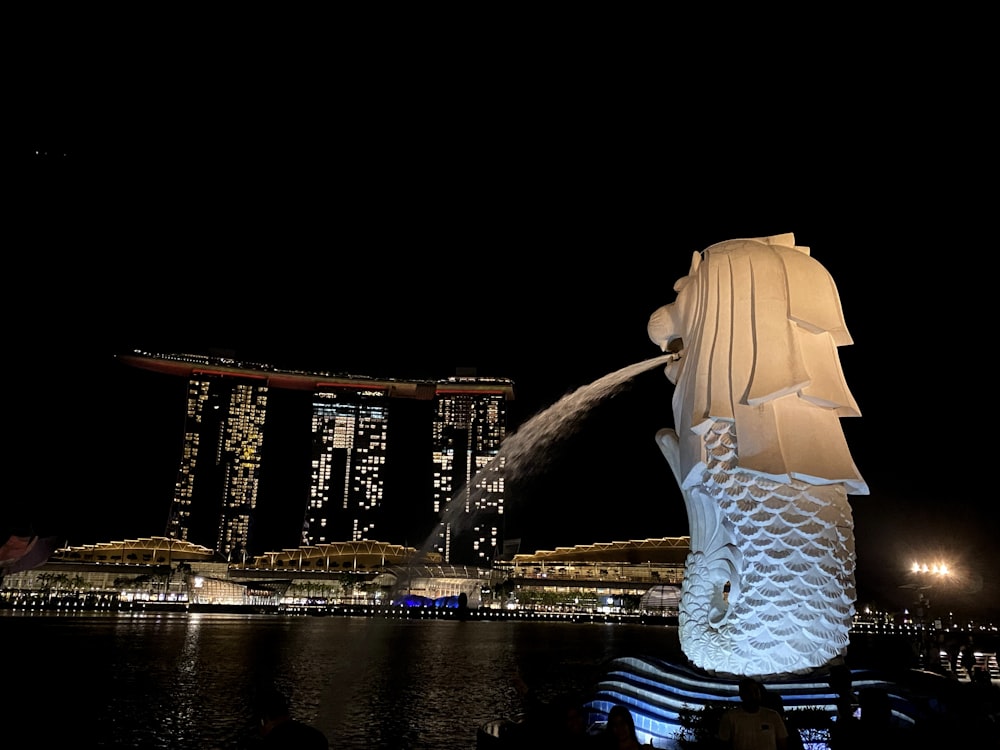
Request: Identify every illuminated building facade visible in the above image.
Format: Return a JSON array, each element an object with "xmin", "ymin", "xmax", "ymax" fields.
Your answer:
[
  {"xmin": 430, "ymin": 378, "xmax": 513, "ymax": 564},
  {"xmin": 119, "ymin": 352, "xmax": 514, "ymax": 565},
  {"xmin": 305, "ymin": 388, "xmax": 390, "ymax": 545},
  {"xmin": 166, "ymin": 372, "xmax": 268, "ymax": 560}
]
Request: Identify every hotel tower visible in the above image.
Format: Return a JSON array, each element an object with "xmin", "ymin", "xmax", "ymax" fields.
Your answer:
[
  {"xmin": 304, "ymin": 387, "xmax": 390, "ymax": 546},
  {"xmin": 430, "ymin": 378, "xmax": 510, "ymax": 563},
  {"xmin": 166, "ymin": 372, "xmax": 268, "ymax": 559},
  {"xmin": 118, "ymin": 352, "xmax": 514, "ymax": 565}
]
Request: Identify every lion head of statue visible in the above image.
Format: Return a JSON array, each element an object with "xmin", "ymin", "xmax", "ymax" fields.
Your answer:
[{"xmin": 647, "ymin": 233, "xmax": 868, "ymax": 495}]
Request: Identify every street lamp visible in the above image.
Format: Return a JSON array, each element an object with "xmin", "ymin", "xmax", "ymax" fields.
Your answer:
[
  {"xmin": 902, "ymin": 558, "xmax": 954, "ymax": 629},
  {"xmin": 911, "ymin": 561, "xmax": 950, "ymax": 576}
]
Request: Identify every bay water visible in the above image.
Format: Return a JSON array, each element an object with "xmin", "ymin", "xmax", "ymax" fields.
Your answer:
[{"xmin": 2, "ymin": 611, "xmax": 682, "ymax": 749}]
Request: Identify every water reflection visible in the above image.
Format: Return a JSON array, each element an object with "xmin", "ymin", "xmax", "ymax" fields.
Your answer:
[{"xmin": 2, "ymin": 612, "xmax": 680, "ymax": 749}]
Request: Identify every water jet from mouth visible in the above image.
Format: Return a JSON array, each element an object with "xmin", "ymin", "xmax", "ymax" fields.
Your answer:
[{"xmin": 415, "ymin": 353, "xmax": 674, "ymax": 562}]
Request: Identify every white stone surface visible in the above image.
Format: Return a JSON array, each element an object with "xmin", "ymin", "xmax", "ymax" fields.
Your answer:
[{"xmin": 648, "ymin": 233, "xmax": 868, "ymax": 678}]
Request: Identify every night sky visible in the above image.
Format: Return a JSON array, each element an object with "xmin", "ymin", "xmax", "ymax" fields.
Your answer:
[{"xmin": 14, "ymin": 37, "xmax": 997, "ymax": 621}]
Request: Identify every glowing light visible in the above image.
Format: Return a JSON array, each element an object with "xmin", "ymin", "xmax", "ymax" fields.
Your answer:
[{"xmin": 910, "ymin": 561, "xmax": 950, "ymax": 575}]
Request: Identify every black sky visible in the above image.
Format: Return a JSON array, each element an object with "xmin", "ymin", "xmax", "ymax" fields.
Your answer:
[{"xmin": 14, "ymin": 34, "xmax": 997, "ymax": 620}]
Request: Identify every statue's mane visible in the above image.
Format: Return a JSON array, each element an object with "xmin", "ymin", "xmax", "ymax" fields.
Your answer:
[{"xmin": 672, "ymin": 234, "xmax": 868, "ymax": 495}]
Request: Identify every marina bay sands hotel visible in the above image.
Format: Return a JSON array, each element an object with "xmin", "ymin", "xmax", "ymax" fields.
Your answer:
[{"xmin": 118, "ymin": 351, "xmax": 515, "ymax": 566}]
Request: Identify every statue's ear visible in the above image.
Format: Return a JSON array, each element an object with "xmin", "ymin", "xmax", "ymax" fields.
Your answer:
[{"xmin": 674, "ymin": 251, "xmax": 701, "ymax": 292}]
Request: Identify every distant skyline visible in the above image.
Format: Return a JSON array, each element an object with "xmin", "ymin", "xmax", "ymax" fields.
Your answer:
[
  {"xmin": 16, "ymin": 45, "xmax": 997, "ymax": 621},
  {"xmin": 101, "ymin": 350, "xmax": 682, "ymax": 558},
  {"xmin": 14, "ymin": 209, "xmax": 998, "ymax": 622}
]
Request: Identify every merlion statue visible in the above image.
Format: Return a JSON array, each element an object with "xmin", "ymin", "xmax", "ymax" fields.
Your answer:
[{"xmin": 647, "ymin": 233, "xmax": 868, "ymax": 678}]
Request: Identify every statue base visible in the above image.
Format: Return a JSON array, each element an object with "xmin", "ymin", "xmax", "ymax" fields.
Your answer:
[{"xmin": 581, "ymin": 655, "xmax": 945, "ymax": 748}]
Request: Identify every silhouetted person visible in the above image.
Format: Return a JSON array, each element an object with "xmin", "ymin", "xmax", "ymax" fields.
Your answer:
[
  {"xmin": 757, "ymin": 682, "xmax": 802, "ymax": 750},
  {"xmin": 717, "ymin": 677, "xmax": 789, "ymax": 750},
  {"xmin": 830, "ymin": 686, "xmax": 909, "ymax": 748},
  {"xmin": 945, "ymin": 635, "xmax": 962, "ymax": 675},
  {"xmin": 827, "ymin": 661, "xmax": 856, "ymax": 729},
  {"xmin": 597, "ymin": 704, "xmax": 646, "ymax": 749},
  {"xmin": 242, "ymin": 686, "xmax": 329, "ymax": 749},
  {"xmin": 541, "ymin": 692, "xmax": 601, "ymax": 747},
  {"xmin": 507, "ymin": 671, "xmax": 599, "ymax": 747},
  {"xmin": 960, "ymin": 636, "xmax": 977, "ymax": 681}
]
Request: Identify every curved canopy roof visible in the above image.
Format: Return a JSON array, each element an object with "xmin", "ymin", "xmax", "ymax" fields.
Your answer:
[
  {"xmin": 244, "ymin": 540, "xmax": 443, "ymax": 569},
  {"xmin": 54, "ymin": 536, "xmax": 218, "ymax": 563},
  {"xmin": 512, "ymin": 537, "xmax": 690, "ymax": 565}
]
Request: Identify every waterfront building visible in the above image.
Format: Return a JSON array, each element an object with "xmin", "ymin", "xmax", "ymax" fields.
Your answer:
[
  {"xmin": 2, "ymin": 535, "xmax": 685, "ymax": 616},
  {"xmin": 502, "ymin": 538, "xmax": 688, "ymax": 614},
  {"xmin": 166, "ymin": 370, "xmax": 269, "ymax": 559},
  {"xmin": 305, "ymin": 373, "xmax": 514, "ymax": 563},
  {"xmin": 430, "ymin": 375, "xmax": 514, "ymax": 564},
  {"xmin": 116, "ymin": 352, "xmax": 514, "ymax": 565},
  {"xmin": 306, "ymin": 388, "xmax": 390, "ymax": 545}
]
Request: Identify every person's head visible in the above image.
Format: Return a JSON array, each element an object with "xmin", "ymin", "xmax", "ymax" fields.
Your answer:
[
  {"xmin": 858, "ymin": 687, "xmax": 891, "ymax": 724},
  {"xmin": 607, "ymin": 704, "xmax": 638, "ymax": 740},
  {"xmin": 551, "ymin": 693, "xmax": 588, "ymax": 736},
  {"xmin": 255, "ymin": 686, "xmax": 292, "ymax": 732},
  {"xmin": 737, "ymin": 677, "xmax": 762, "ymax": 709},
  {"xmin": 563, "ymin": 705, "xmax": 587, "ymax": 736}
]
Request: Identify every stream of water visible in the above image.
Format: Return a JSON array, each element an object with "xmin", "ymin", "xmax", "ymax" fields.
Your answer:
[{"xmin": 420, "ymin": 354, "xmax": 674, "ymax": 558}]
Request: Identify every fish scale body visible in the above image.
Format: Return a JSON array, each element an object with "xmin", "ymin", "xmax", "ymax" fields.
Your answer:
[{"xmin": 678, "ymin": 420, "xmax": 856, "ymax": 678}]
